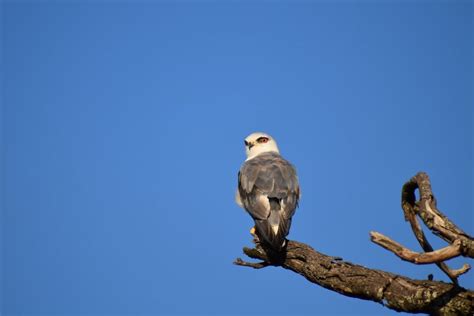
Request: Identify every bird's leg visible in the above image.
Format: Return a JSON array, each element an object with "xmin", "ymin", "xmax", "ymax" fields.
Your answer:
[{"xmin": 250, "ymin": 226, "xmax": 260, "ymax": 244}]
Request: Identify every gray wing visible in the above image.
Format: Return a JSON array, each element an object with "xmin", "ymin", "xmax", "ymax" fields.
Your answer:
[{"xmin": 238, "ymin": 152, "xmax": 300, "ymax": 250}]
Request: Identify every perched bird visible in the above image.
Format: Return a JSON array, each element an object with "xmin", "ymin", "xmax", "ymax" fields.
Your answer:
[{"xmin": 236, "ymin": 132, "xmax": 300, "ymax": 251}]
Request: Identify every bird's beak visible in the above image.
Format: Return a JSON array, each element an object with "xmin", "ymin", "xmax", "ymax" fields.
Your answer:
[{"xmin": 247, "ymin": 142, "xmax": 254, "ymax": 150}]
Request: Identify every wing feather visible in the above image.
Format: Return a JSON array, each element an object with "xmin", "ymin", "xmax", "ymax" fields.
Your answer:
[{"xmin": 238, "ymin": 152, "xmax": 300, "ymax": 250}]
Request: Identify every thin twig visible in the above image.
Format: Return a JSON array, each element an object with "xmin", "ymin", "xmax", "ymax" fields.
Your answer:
[{"xmin": 233, "ymin": 258, "xmax": 270, "ymax": 269}]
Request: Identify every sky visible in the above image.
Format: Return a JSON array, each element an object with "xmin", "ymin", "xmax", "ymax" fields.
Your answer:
[{"xmin": 1, "ymin": 1, "xmax": 473, "ymax": 315}]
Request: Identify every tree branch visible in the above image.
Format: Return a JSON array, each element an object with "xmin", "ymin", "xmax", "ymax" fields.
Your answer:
[
  {"xmin": 235, "ymin": 241, "xmax": 474, "ymax": 315},
  {"xmin": 373, "ymin": 172, "xmax": 473, "ymax": 283},
  {"xmin": 234, "ymin": 172, "xmax": 473, "ymax": 315},
  {"xmin": 409, "ymin": 173, "xmax": 474, "ymax": 258},
  {"xmin": 233, "ymin": 257, "xmax": 270, "ymax": 269},
  {"xmin": 370, "ymin": 232, "xmax": 471, "ymax": 274}
]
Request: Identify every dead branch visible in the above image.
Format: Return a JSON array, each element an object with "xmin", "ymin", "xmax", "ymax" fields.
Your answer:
[
  {"xmin": 235, "ymin": 240, "xmax": 473, "ymax": 315},
  {"xmin": 370, "ymin": 232, "xmax": 467, "ymax": 265},
  {"xmin": 234, "ymin": 172, "xmax": 473, "ymax": 315},
  {"xmin": 372, "ymin": 172, "xmax": 473, "ymax": 283}
]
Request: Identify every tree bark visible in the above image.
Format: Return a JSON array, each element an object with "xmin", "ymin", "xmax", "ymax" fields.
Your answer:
[{"xmin": 235, "ymin": 241, "xmax": 473, "ymax": 315}]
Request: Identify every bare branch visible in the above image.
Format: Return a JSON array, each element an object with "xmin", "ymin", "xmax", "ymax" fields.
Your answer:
[
  {"xmin": 233, "ymin": 258, "xmax": 270, "ymax": 269},
  {"xmin": 370, "ymin": 172, "xmax": 474, "ymax": 283},
  {"xmin": 234, "ymin": 172, "xmax": 473, "ymax": 314},
  {"xmin": 402, "ymin": 172, "xmax": 474, "ymax": 258},
  {"xmin": 370, "ymin": 231, "xmax": 471, "ymax": 269},
  {"xmin": 235, "ymin": 240, "xmax": 474, "ymax": 315}
]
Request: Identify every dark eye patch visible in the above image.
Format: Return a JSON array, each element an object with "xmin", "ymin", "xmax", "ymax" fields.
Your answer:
[{"xmin": 256, "ymin": 137, "xmax": 269, "ymax": 143}]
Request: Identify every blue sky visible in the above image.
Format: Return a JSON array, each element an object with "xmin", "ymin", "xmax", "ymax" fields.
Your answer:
[{"xmin": 1, "ymin": 1, "xmax": 472, "ymax": 315}]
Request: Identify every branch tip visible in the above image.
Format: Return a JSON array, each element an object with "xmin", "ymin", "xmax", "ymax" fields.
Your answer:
[{"xmin": 233, "ymin": 257, "xmax": 269, "ymax": 269}]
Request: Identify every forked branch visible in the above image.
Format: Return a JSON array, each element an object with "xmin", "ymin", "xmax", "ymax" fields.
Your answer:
[
  {"xmin": 372, "ymin": 172, "xmax": 473, "ymax": 283},
  {"xmin": 234, "ymin": 172, "xmax": 473, "ymax": 315}
]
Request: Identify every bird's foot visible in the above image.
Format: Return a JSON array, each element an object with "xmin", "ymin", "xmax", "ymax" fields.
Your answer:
[
  {"xmin": 250, "ymin": 226, "xmax": 256, "ymax": 236},
  {"xmin": 250, "ymin": 226, "xmax": 260, "ymax": 244}
]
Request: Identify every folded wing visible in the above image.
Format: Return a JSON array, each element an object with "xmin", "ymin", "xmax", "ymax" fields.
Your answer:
[{"xmin": 238, "ymin": 152, "xmax": 300, "ymax": 250}]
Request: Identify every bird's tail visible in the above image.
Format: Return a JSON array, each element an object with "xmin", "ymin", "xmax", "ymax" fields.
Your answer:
[{"xmin": 255, "ymin": 199, "xmax": 291, "ymax": 252}]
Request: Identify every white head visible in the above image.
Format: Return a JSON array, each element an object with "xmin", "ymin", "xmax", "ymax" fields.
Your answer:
[{"xmin": 244, "ymin": 132, "xmax": 280, "ymax": 160}]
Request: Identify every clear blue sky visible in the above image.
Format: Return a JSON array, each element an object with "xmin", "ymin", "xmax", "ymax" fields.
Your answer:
[{"xmin": 2, "ymin": 1, "xmax": 472, "ymax": 315}]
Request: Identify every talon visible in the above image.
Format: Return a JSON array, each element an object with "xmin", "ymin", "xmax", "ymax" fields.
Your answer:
[
  {"xmin": 249, "ymin": 226, "xmax": 260, "ymax": 244},
  {"xmin": 250, "ymin": 226, "xmax": 256, "ymax": 236}
]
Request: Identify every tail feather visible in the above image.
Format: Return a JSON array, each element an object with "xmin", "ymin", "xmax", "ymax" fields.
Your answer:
[{"xmin": 255, "ymin": 210, "xmax": 292, "ymax": 251}]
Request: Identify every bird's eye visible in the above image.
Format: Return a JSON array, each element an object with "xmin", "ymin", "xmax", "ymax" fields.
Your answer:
[{"xmin": 257, "ymin": 137, "xmax": 269, "ymax": 143}]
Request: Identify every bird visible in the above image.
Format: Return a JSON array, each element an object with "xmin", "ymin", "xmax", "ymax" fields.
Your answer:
[{"xmin": 235, "ymin": 132, "xmax": 300, "ymax": 251}]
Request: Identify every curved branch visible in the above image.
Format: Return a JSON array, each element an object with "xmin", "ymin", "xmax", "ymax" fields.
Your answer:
[
  {"xmin": 403, "ymin": 172, "xmax": 474, "ymax": 258},
  {"xmin": 235, "ymin": 240, "xmax": 474, "ymax": 315},
  {"xmin": 370, "ymin": 232, "xmax": 467, "ymax": 265},
  {"xmin": 373, "ymin": 172, "xmax": 474, "ymax": 283}
]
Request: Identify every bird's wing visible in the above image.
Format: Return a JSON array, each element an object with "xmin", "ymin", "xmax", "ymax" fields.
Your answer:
[
  {"xmin": 235, "ymin": 189, "xmax": 243, "ymax": 208},
  {"xmin": 238, "ymin": 152, "xmax": 300, "ymax": 248}
]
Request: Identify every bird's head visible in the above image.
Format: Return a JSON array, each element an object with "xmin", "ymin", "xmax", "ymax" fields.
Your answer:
[{"xmin": 244, "ymin": 132, "xmax": 280, "ymax": 160}]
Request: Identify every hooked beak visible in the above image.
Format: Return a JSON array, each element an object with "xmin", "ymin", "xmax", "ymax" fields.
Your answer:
[{"xmin": 244, "ymin": 140, "xmax": 254, "ymax": 150}]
